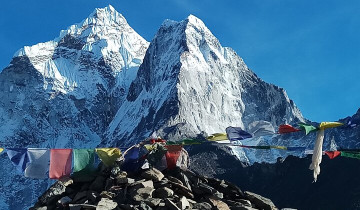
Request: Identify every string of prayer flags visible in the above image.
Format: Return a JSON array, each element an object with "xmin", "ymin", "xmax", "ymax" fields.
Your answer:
[
  {"xmin": 248, "ymin": 120, "xmax": 275, "ymax": 137},
  {"xmin": 298, "ymin": 123, "xmax": 318, "ymax": 135},
  {"xmin": 49, "ymin": 149, "xmax": 72, "ymax": 179},
  {"xmin": 278, "ymin": 124, "xmax": 301, "ymax": 134},
  {"xmin": 309, "ymin": 129, "xmax": 325, "ymax": 182},
  {"xmin": 239, "ymin": 145, "xmax": 271, "ymax": 149},
  {"xmin": 286, "ymin": 146, "xmax": 306, "ymax": 151},
  {"xmin": 73, "ymin": 149, "xmax": 95, "ymax": 172},
  {"xmin": 207, "ymin": 133, "xmax": 228, "ymax": 141},
  {"xmin": 226, "ymin": 127, "xmax": 252, "ymax": 141},
  {"xmin": 95, "ymin": 148, "xmax": 121, "ymax": 167},
  {"xmin": 340, "ymin": 151, "xmax": 360, "ymax": 159},
  {"xmin": 165, "ymin": 145, "xmax": 183, "ymax": 170},
  {"xmin": 25, "ymin": 149, "xmax": 50, "ymax": 179},
  {"xmin": 319, "ymin": 122, "xmax": 344, "ymax": 130},
  {"xmin": 6, "ymin": 148, "xmax": 29, "ymax": 173},
  {"xmin": 0, "ymin": 148, "xmax": 3, "ymax": 153},
  {"xmin": 325, "ymin": 151, "xmax": 341, "ymax": 159}
]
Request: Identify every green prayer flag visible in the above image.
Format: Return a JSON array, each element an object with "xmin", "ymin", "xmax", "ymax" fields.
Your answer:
[
  {"xmin": 181, "ymin": 138, "xmax": 202, "ymax": 145},
  {"xmin": 298, "ymin": 123, "xmax": 318, "ymax": 135},
  {"xmin": 73, "ymin": 149, "xmax": 95, "ymax": 172},
  {"xmin": 341, "ymin": 151, "xmax": 360, "ymax": 159}
]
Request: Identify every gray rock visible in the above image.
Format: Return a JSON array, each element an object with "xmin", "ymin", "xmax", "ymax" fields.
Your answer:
[
  {"xmin": 111, "ymin": 166, "xmax": 122, "ymax": 177},
  {"xmin": 116, "ymin": 171, "xmax": 128, "ymax": 184},
  {"xmin": 208, "ymin": 197, "xmax": 230, "ymax": 210},
  {"xmin": 137, "ymin": 202, "xmax": 153, "ymax": 210},
  {"xmin": 178, "ymin": 172, "xmax": 192, "ymax": 191},
  {"xmin": 153, "ymin": 187, "xmax": 174, "ymax": 198},
  {"xmin": 141, "ymin": 168, "xmax": 164, "ymax": 181},
  {"xmin": 165, "ymin": 198, "xmax": 181, "ymax": 210},
  {"xmin": 167, "ymin": 176, "xmax": 183, "ymax": 185},
  {"xmin": 100, "ymin": 191, "xmax": 115, "ymax": 199},
  {"xmin": 144, "ymin": 198, "xmax": 162, "ymax": 207},
  {"xmin": 177, "ymin": 196, "xmax": 190, "ymax": 210},
  {"xmin": 96, "ymin": 198, "xmax": 118, "ymax": 210},
  {"xmin": 57, "ymin": 196, "xmax": 72, "ymax": 207},
  {"xmin": 132, "ymin": 187, "xmax": 155, "ymax": 201},
  {"xmin": 192, "ymin": 202, "xmax": 212, "ymax": 210},
  {"xmin": 245, "ymin": 191, "xmax": 277, "ymax": 210},
  {"xmin": 69, "ymin": 204, "xmax": 97, "ymax": 210}
]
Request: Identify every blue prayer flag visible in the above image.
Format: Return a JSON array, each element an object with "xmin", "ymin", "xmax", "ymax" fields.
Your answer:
[
  {"xmin": 6, "ymin": 148, "xmax": 30, "ymax": 173},
  {"xmin": 226, "ymin": 127, "xmax": 252, "ymax": 141}
]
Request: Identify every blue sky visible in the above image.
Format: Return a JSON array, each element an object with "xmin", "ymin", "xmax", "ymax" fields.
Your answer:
[{"xmin": 0, "ymin": 0, "xmax": 359, "ymax": 122}]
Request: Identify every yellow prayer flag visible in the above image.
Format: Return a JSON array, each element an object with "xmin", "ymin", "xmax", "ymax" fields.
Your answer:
[
  {"xmin": 207, "ymin": 133, "xmax": 228, "ymax": 141},
  {"xmin": 0, "ymin": 148, "xmax": 3, "ymax": 153},
  {"xmin": 95, "ymin": 148, "xmax": 121, "ymax": 167},
  {"xmin": 144, "ymin": 144, "xmax": 154, "ymax": 151},
  {"xmin": 319, "ymin": 122, "xmax": 344, "ymax": 130},
  {"xmin": 270, "ymin": 146, "xmax": 287, "ymax": 150}
]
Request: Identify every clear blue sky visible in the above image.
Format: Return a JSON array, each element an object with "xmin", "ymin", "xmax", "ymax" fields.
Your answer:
[{"xmin": 1, "ymin": 0, "xmax": 359, "ymax": 122}]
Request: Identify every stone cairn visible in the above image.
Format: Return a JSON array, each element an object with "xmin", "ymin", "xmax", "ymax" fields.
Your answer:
[{"xmin": 30, "ymin": 145, "xmax": 281, "ymax": 210}]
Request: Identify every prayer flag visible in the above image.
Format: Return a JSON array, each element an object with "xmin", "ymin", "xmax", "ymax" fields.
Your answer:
[
  {"xmin": 0, "ymin": 148, "xmax": 3, "ymax": 153},
  {"xmin": 319, "ymin": 122, "xmax": 344, "ymax": 130},
  {"xmin": 341, "ymin": 151, "xmax": 360, "ymax": 159},
  {"xmin": 309, "ymin": 129, "xmax": 325, "ymax": 182},
  {"xmin": 122, "ymin": 146, "xmax": 142, "ymax": 172},
  {"xmin": 73, "ymin": 149, "xmax": 95, "ymax": 172},
  {"xmin": 226, "ymin": 127, "xmax": 252, "ymax": 141},
  {"xmin": 95, "ymin": 148, "xmax": 121, "ymax": 167},
  {"xmin": 207, "ymin": 133, "xmax": 228, "ymax": 141},
  {"xmin": 248, "ymin": 120, "xmax": 275, "ymax": 137},
  {"xmin": 49, "ymin": 149, "xmax": 72, "ymax": 179},
  {"xmin": 325, "ymin": 151, "xmax": 341, "ymax": 159},
  {"xmin": 7, "ymin": 148, "xmax": 29, "ymax": 173},
  {"xmin": 25, "ymin": 149, "xmax": 50, "ymax": 179},
  {"xmin": 165, "ymin": 145, "xmax": 183, "ymax": 170},
  {"xmin": 278, "ymin": 125, "xmax": 301, "ymax": 134},
  {"xmin": 298, "ymin": 123, "xmax": 318, "ymax": 135},
  {"xmin": 270, "ymin": 146, "xmax": 287, "ymax": 150}
]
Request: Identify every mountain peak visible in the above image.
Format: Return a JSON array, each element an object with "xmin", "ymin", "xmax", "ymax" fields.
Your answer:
[{"xmin": 88, "ymin": 4, "xmax": 126, "ymax": 25}]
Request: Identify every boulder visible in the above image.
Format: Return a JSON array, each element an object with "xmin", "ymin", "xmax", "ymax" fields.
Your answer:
[
  {"xmin": 96, "ymin": 198, "xmax": 118, "ymax": 210},
  {"xmin": 209, "ymin": 197, "xmax": 230, "ymax": 210},
  {"xmin": 192, "ymin": 202, "xmax": 212, "ymax": 210},
  {"xmin": 143, "ymin": 198, "xmax": 162, "ymax": 207},
  {"xmin": 245, "ymin": 191, "xmax": 277, "ymax": 210},
  {"xmin": 177, "ymin": 196, "xmax": 190, "ymax": 210},
  {"xmin": 141, "ymin": 168, "xmax": 164, "ymax": 181},
  {"xmin": 132, "ymin": 187, "xmax": 155, "ymax": 202},
  {"xmin": 153, "ymin": 187, "xmax": 174, "ymax": 198}
]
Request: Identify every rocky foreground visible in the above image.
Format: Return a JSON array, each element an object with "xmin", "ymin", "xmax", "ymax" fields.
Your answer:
[{"xmin": 30, "ymin": 164, "xmax": 284, "ymax": 210}]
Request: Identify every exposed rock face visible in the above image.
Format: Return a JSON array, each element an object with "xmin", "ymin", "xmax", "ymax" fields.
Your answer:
[{"xmin": 30, "ymin": 164, "xmax": 281, "ymax": 210}]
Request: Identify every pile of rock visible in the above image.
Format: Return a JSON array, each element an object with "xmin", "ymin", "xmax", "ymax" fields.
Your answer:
[{"xmin": 31, "ymin": 165, "xmax": 280, "ymax": 210}]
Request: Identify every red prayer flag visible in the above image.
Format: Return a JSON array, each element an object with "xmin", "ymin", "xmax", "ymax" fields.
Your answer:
[
  {"xmin": 279, "ymin": 124, "xmax": 301, "ymax": 134},
  {"xmin": 49, "ymin": 149, "xmax": 72, "ymax": 179},
  {"xmin": 165, "ymin": 145, "xmax": 183, "ymax": 170},
  {"xmin": 325, "ymin": 151, "xmax": 341, "ymax": 159}
]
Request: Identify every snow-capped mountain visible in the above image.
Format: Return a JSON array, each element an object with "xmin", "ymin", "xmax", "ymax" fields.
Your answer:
[
  {"xmin": 104, "ymin": 15, "xmax": 304, "ymax": 147},
  {"xmin": 0, "ymin": 5, "xmax": 335, "ymax": 209},
  {"xmin": 0, "ymin": 5, "xmax": 148, "ymax": 209}
]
